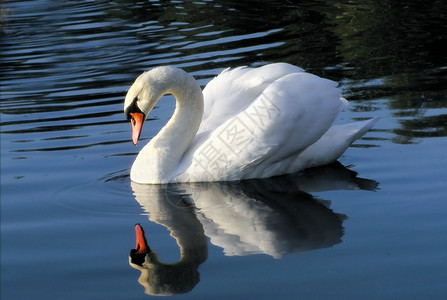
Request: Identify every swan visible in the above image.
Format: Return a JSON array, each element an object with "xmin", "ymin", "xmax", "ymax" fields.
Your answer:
[{"xmin": 124, "ymin": 63, "xmax": 377, "ymax": 184}]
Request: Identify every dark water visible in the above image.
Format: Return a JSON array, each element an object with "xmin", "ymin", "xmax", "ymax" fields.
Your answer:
[{"xmin": 1, "ymin": 0, "xmax": 447, "ymax": 298}]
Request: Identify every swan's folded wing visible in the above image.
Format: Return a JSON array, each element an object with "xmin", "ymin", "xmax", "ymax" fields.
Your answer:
[
  {"xmin": 290, "ymin": 118, "xmax": 379, "ymax": 169},
  {"xmin": 175, "ymin": 71, "xmax": 346, "ymax": 182},
  {"xmin": 199, "ymin": 63, "xmax": 304, "ymax": 134}
]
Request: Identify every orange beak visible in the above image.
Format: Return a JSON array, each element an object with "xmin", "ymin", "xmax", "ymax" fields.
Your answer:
[
  {"xmin": 130, "ymin": 112, "xmax": 144, "ymax": 146},
  {"xmin": 135, "ymin": 223, "xmax": 149, "ymax": 254}
]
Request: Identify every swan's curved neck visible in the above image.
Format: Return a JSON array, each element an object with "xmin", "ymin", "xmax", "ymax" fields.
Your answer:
[{"xmin": 133, "ymin": 68, "xmax": 204, "ymax": 183}]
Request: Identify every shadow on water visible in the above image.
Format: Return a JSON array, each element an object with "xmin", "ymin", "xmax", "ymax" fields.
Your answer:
[{"xmin": 128, "ymin": 162, "xmax": 378, "ymax": 296}]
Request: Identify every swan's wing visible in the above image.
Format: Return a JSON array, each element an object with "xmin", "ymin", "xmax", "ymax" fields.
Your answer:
[
  {"xmin": 175, "ymin": 70, "xmax": 347, "ymax": 182},
  {"xmin": 280, "ymin": 118, "xmax": 379, "ymax": 174},
  {"xmin": 198, "ymin": 63, "xmax": 304, "ymax": 133},
  {"xmin": 245, "ymin": 116, "xmax": 378, "ymax": 178}
]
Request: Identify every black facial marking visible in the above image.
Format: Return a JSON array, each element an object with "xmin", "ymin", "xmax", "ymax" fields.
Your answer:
[
  {"xmin": 125, "ymin": 97, "xmax": 143, "ymax": 120},
  {"xmin": 129, "ymin": 249, "xmax": 146, "ymax": 266}
]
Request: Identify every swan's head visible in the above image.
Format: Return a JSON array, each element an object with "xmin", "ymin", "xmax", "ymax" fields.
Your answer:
[
  {"xmin": 129, "ymin": 223, "xmax": 151, "ymax": 264},
  {"xmin": 129, "ymin": 223, "xmax": 201, "ymax": 295},
  {"xmin": 124, "ymin": 66, "xmax": 199, "ymax": 146},
  {"xmin": 124, "ymin": 70, "xmax": 164, "ymax": 145}
]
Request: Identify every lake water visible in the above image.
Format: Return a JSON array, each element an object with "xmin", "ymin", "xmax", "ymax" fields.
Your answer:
[{"xmin": 1, "ymin": 0, "xmax": 447, "ymax": 299}]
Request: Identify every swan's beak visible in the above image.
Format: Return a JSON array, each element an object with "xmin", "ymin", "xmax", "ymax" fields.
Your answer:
[
  {"xmin": 130, "ymin": 112, "xmax": 144, "ymax": 146},
  {"xmin": 134, "ymin": 223, "xmax": 149, "ymax": 254}
]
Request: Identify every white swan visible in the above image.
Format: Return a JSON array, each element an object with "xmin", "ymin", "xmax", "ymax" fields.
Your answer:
[{"xmin": 124, "ymin": 63, "xmax": 377, "ymax": 184}]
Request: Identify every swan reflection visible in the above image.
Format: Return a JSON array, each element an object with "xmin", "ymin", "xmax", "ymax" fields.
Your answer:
[{"xmin": 129, "ymin": 163, "xmax": 378, "ymax": 295}]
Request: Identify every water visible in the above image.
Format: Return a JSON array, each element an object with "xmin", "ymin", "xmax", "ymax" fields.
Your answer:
[{"xmin": 1, "ymin": 0, "xmax": 446, "ymax": 298}]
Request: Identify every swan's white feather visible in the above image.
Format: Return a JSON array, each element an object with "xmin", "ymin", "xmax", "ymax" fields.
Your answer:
[
  {"xmin": 173, "ymin": 65, "xmax": 364, "ymax": 182},
  {"xmin": 126, "ymin": 63, "xmax": 377, "ymax": 183},
  {"xmin": 199, "ymin": 63, "xmax": 304, "ymax": 133}
]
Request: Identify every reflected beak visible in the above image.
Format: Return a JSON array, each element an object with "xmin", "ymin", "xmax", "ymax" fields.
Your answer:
[
  {"xmin": 130, "ymin": 112, "xmax": 144, "ymax": 146},
  {"xmin": 135, "ymin": 223, "xmax": 149, "ymax": 254}
]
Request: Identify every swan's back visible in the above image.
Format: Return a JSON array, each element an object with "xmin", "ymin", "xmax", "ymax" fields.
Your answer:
[
  {"xmin": 198, "ymin": 63, "xmax": 305, "ymax": 134},
  {"xmin": 172, "ymin": 63, "xmax": 375, "ymax": 182}
]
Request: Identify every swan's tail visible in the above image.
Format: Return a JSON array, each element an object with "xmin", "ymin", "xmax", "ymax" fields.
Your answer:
[
  {"xmin": 342, "ymin": 117, "xmax": 379, "ymax": 144},
  {"xmin": 289, "ymin": 117, "xmax": 379, "ymax": 171}
]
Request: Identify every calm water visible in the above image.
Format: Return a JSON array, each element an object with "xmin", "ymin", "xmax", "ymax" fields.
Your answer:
[{"xmin": 1, "ymin": 0, "xmax": 447, "ymax": 298}]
